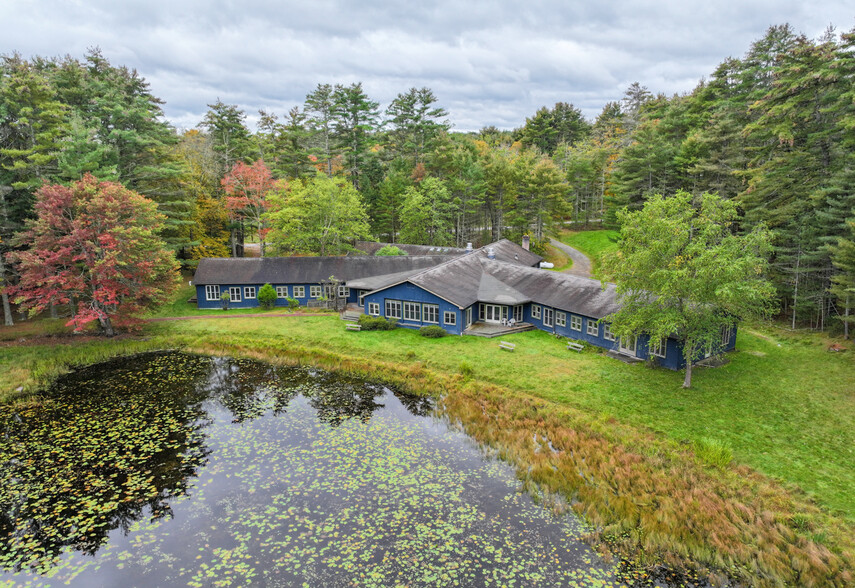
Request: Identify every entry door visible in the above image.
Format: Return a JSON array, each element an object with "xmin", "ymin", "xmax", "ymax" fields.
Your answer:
[
  {"xmin": 619, "ymin": 336, "xmax": 637, "ymax": 356},
  {"xmin": 484, "ymin": 304, "xmax": 503, "ymax": 323}
]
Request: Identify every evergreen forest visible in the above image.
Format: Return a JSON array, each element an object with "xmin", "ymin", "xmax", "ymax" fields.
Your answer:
[{"xmin": 1, "ymin": 24, "xmax": 854, "ymax": 334}]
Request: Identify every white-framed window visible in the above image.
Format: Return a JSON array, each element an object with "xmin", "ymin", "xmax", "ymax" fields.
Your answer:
[
  {"xmin": 403, "ymin": 302, "xmax": 421, "ymax": 322},
  {"xmin": 721, "ymin": 325, "xmax": 733, "ymax": 348},
  {"xmin": 293, "ymin": 286, "xmax": 305, "ymax": 298},
  {"xmin": 310, "ymin": 285, "xmax": 322, "ymax": 298},
  {"xmin": 531, "ymin": 305, "xmax": 541, "ymax": 319},
  {"xmin": 570, "ymin": 315, "xmax": 582, "ymax": 331},
  {"xmin": 368, "ymin": 302, "xmax": 380, "ymax": 316},
  {"xmin": 603, "ymin": 323, "xmax": 616, "ymax": 341},
  {"xmin": 276, "ymin": 286, "xmax": 288, "ymax": 298},
  {"xmin": 205, "ymin": 285, "xmax": 220, "ymax": 301},
  {"xmin": 650, "ymin": 338, "xmax": 667, "ymax": 358},
  {"xmin": 444, "ymin": 311, "xmax": 457, "ymax": 326},
  {"xmin": 543, "ymin": 307, "xmax": 554, "ymax": 327},
  {"xmin": 229, "ymin": 287, "xmax": 242, "ymax": 302},
  {"xmin": 244, "ymin": 286, "xmax": 256, "ymax": 299},
  {"xmin": 358, "ymin": 290, "xmax": 367, "ymax": 306},
  {"xmin": 466, "ymin": 307, "xmax": 472, "ymax": 326},
  {"xmin": 385, "ymin": 299, "xmax": 402, "ymax": 319},
  {"xmin": 586, "ymin": 319, "xmax": 599, "ymax": 337},
  {"xmin": 513, "ymin": 305, "xmax": 523, "ymax": 322},
  {"xmin": 423, "ymin": 304, "xmax": 439, "ymax": 324},
  {"xmin": 338, "ymin": 286, "xmax": 350, "ymax": 298},
  {"xmin": 555, "ymin": 311, "xmax": 566, "ymax": 327}
]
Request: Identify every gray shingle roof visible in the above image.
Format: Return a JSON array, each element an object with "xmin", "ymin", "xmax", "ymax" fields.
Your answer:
[
  {"xmin": 192, "ymin": 255, "xmax": 457, "ymax": 286},
  {"xmin": 368, "ymin": 246, "xmax": 620, "ymax": 318}
]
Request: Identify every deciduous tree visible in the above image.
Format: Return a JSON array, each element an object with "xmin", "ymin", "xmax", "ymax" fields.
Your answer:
[
  {"xmin": 602, "ymin": 192, "xmax": 775, "ymax": 388},
  {"xmin": 9, "ymin": 175, "xmax": 179, "ymax": 335}
]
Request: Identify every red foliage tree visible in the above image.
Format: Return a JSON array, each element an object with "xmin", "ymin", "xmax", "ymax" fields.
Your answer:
[
  {"xmin": 8, "ymin": 174, "xmax": 179, "ymax": 336},
  {"xmin": 221, "ymin": 160, "xmax": 281, "ymax": 257}
]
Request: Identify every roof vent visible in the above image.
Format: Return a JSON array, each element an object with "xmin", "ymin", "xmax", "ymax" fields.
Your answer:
[
  {"xmin": 465, "ymin": 242, "xmax": 473, "ymax": 252},
  {"xmin": 487, "ymin": 247, "xmax": 496, "ymax": 260}
]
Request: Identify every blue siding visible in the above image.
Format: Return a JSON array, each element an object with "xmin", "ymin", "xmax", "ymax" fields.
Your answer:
[
  {"xmin": 363, "ymin": 282, "xmax": 463, "ymax": 335},
  {"xmin": 195, "ymin": 282, "xmax": 356, "ymax": 309}
]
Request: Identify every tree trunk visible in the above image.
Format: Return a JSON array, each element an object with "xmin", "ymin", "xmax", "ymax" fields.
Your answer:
[
  {"xmin": 845, "ymin": 297, "xmax": 850, "ymax": 340},
  {"xmin": 683, "ymin": 359, "xmax": 693, "ymax": 389},
  {"xmin": 231, "ymin": 228, "xmax": 238, "ymax": 257},
  {"xmin": 99, "ymin": 314, "xmax": 115, "ymax": 337}
]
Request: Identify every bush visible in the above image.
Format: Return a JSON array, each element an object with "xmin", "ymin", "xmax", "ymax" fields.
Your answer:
[
  {"xmin": 419, "ymin": 325, "xmax": 447, "ymax": 338},
  {"xmin": 358, "ymin": 315, "xmax": 397, "ymax": 331},
  {"xmin": 257, "ymin": 283, "xmax": 277, "ymax": 309},
  {"xmin": 458, "ymin": 361, "xmax": 474, "ymax": 377},
  {"xmin": 285, "ymin": 296, "xmax": 299, "ymax": 310},
  {"xmin": 376, "ymin": 245, "xmax": 408, "ymax": 256},
  {"xmin": 219, "ymin": 292, "xmax": 230, "ymax": 310}
]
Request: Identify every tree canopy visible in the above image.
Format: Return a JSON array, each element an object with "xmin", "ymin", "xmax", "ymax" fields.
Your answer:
[
  {"xmin": 602, "ymin": 192, "xmax": 775, "ymax": 387},
  {"xmin": 9, "ymin": 175, "xmax": 179, "ymax": 335}
]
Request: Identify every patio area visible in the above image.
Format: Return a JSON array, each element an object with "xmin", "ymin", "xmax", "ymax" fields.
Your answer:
[{"xmin": 463, "ymin": 321, "xmax": 535, "ymax": 338}]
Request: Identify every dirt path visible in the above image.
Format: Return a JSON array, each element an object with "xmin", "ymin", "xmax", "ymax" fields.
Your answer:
[{"xmin": 548, "ymin": 238, "xmax": 592, "ymax": 278}]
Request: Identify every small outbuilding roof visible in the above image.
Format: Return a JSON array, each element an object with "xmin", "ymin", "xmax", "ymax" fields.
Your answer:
[{"xmin": 353, "ymin": 241, "xmax": 468, "ymax": 256}]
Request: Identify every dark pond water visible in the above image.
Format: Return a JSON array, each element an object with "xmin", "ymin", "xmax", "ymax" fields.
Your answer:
[{"xmin": 0, "ymin": 352, "xmax": 624, "ymax": 587}]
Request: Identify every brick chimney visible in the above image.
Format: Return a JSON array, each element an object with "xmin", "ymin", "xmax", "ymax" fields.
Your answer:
[{"xmin": 522, "ymin": 234, "xmax": 530, "ymax": 251}]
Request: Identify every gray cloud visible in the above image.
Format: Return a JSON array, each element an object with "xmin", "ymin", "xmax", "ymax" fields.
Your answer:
[{"xmin": 3, "ymin": 1, "xmax": 853, "ymax": 131}]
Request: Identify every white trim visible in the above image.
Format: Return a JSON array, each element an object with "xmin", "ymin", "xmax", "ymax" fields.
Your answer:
[
  {"xmin": 603, "ymin": 323, "xmax": 616, "ymax": 341},
  {"xmin": 403, "ymin": 301, "xmax": 421, "ymax": 322},
  {"xmin": 650, "ymin": 338, "xmax": 667, "ymax": 358},
  {"xmin": 339, "ymin": 285, "xmax": 350, "ymax": 298},
  {"xmin": 531, "ymin": 304, "xmax": 541, "ymax": 319},
  {"xmin": 543, "ymin": 307, "xmax": 554, "ymax": 327},
  {"xmin": 385, "ymin": 299, "xmax": 402, "ymax": 319},
  {"xmin": 205, "ymin": 285, "xmax": 220, "ymax": 301},
  {"xmin": 229, "ymin": 287, "xmax": 242, "ymax": 303},
  {"xmin": 293, "ymin": 285, "xmax": 305, "ymax": 298},
  {"xmin": 368, "ymin": 302, "xmax": 380, "ymax": 316},
  {"xmin": 556, "ymin": 311, "xmax": 566, "ymax": 328},
  {"xmin": 443, "ymin": 310, "xmax": 456, "ymax": 326},
  {"xmin": 276, "ymin": 286, "xmax": 289, "ymax": 298},
  {"xmin": 570, "ymin": 315, "xmax": 581, "ymax": 331},
  {"xmin": 310, "ymin": 285, "xmax": 322, "ymax": 298},
  {"xmin": 423, "ymin": 304, "xmax": 439, "ymax": 324},
  {"xmin": 586, "ymin": 319, "xmax": 599, "ymax": 337},
  {"xmin": 243, "ymin": 286, "xmax": 256, "ymax": 299}
]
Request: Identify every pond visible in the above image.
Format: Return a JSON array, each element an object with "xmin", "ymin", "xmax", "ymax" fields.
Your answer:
[{"xmin": 0, "ymin": 352, "xmax": 623, "ymax": 587}]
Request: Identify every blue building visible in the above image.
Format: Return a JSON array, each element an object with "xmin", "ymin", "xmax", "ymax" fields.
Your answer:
[
  {"xmin": 192, "ymin": 239, "xmax": 737, "ymax": 370},
  {"xmin": 348, "ymin": 243, "xmax": 736, "ymax": 370}
]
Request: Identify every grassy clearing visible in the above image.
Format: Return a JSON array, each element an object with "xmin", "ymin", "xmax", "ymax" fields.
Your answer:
[
  {"xmin": 542, "ymin": 243, "xmax": 572, "ymax": 271},
  {"xmin": 558, "ymin": 229, "xmax": 619, "ymax": 274},
  {"xmin": 2, "ymin": 295, "xmax": 855, "ymax": 584}
]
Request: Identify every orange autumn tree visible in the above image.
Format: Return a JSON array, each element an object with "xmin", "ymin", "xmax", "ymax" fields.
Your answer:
[{"xmin": 221, "ymin": 160, "xmax": 281, "ymax": 257}]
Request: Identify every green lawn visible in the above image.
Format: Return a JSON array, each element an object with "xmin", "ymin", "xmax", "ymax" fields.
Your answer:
[
  {"xmin": 3, "ymin": 293, "xmax": 855, "ymax": 582},
  {"xmin": 137, "ymin": 298, "xmax": 855, "ymax": 518},
  {"xmin": 557, "ymin": 229, "xmax": 619, "ymax": 274}
]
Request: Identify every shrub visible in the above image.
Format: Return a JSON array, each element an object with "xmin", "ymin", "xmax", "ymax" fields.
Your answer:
[
  {"xmin": 219, "ymin": 292, "xmax": 230, "ymax": 310},
  {"xmin": 419, "ymin": 325, "xmax": 447, "ymax": 338},
  {"xmin": 376, "ymin": 245, "xmax": 408, "ymax": 256},
  {"xmin": 285, "ymin": 296, "xmax": 299, "ymax": 310},
  {"xmin": 358, "ymin": 315, "xmax": 397, "ymax": 331},
  {"xmin": 257, "ymin": 283, "xmax": 277, "ymax": 309},
  {"xmin": 693, "ymin": 437, "xmax": 733, "ymax": 468}
]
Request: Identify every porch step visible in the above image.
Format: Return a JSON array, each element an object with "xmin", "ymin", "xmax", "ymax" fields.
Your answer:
[
  {"xmin": 341, "ymin": 309, "xmax": 364, "ymax": 321},
  {"xmin": 606, "ymin": 350, "xmax": 644, "ymax": 365},
  {"xmin": 463, "ymin": 322, "xmax": 535, "ymax": 338}
]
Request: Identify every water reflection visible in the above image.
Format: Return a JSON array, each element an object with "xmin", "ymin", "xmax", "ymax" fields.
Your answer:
[{"xmin": 0, "ymin": 352, "xmax": 620, "ymax": 588}]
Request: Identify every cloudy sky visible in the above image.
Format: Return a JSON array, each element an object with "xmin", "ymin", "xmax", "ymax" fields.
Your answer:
[{"xmin": 3, "ymin": 1, "xmax": 853, "ymax": 131}]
